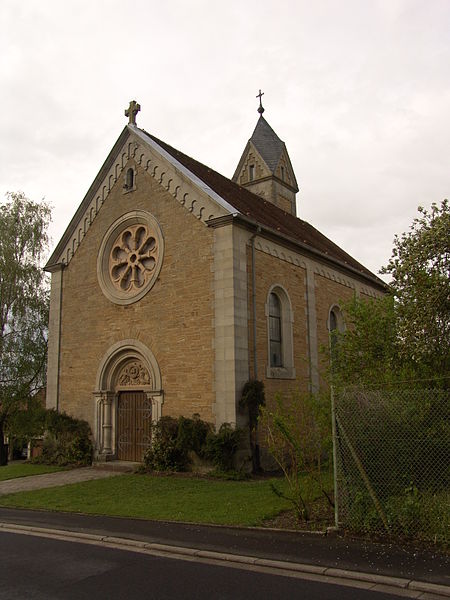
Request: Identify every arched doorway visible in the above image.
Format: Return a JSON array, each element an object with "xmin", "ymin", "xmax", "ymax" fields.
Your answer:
[{"xmin": 94, "ymin": 340, "xmax": 163, "ymax": 461}]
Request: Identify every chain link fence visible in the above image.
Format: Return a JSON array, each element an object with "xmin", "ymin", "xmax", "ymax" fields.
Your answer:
[{"xmin": 332, "ymin": 385, "xmax": 450, "ymax": 547}]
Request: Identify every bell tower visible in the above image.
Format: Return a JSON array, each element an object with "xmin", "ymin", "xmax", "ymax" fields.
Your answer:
[{"xmin": 232, "ymin": 91, "xmax": 299, "ymax": 216}]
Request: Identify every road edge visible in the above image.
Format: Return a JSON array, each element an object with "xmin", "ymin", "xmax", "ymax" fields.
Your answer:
[{"xmin": 1, "ymin": 522, "xmax": 449, "ymax": 599}]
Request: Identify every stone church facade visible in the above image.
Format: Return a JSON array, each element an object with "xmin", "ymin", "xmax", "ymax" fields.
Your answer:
[{"xmin": 45, "ymin": 100, "xmax": 385, "ymax": 462}]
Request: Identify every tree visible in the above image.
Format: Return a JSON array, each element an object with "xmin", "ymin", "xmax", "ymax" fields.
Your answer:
[
  {"xmin": 0, "ymin": 192, "xmax": 51, "ymax": 464},
  {"xmin": 380, "ymin": 200, "xmax": 449, "ymax": 377},
  {"xmin": 328, "ymin": 200, "xmax": 449, "ymax": 387},
  {"xmin": 239, "ymin": 379, "xmax": 265, "ymax": 473},
  {"xmin": 328, "ymin": 294, "xmax": 403, "ymax": 387}
]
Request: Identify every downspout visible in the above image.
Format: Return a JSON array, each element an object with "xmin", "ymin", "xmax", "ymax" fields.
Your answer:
[
  {"xmin": 305, "ymin": 269, "xmax": 313, "ymax": 393},
  {"xmin": 56, "ymin": 264, "xmax": 64, "ymax": 413},
  {"xmin": 249, "ymin": 227, "xmax": 261, "ymax": 380}
]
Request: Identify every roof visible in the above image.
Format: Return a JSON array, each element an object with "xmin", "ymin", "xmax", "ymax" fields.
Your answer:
[
  {"xmin": 250, "ymin": 115, "xmax": 286, "ymax": 172},
  {"xmin": 45, "ymin": 122, "xmax": 384, "ymax": 289},
  {"xmin": 232, "ymin": 115, "xmax": 299, "ymax": 191},
  {"xmin": 139, "ymin": 129, "xmax": 385, "ymax": 287}
]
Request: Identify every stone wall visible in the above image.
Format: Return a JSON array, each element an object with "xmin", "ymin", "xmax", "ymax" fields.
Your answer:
[
  {"xmin": 313, "ymin": 273, "xmax": 356, "ymax": 372},
  {"xmin": 247, "ymin": 242, "xmax": 380, "ymax": 407},
  {"xmin": 247, "ymin": 246, "xmax": 309, "ymax": 406},
  {"xmin": 56, "ymin": 159, "xmax": 215, "ymax": 431}
]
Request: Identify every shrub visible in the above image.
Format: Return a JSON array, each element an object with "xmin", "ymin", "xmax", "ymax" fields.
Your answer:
[
  {"xmin": 262, "ymin": 391, "xmax": 332, "ymax": 522},
  {"xmin": 177, "ymin": 415, "xmax": 211, "ymax": 458},
  {"xmin": 144, "ymin": 417, "xmax": 189, "ymax": 471},
  {"xmin": 346, "ymin": 486, "xmax": 450, "ymax": 547},
  {"xmin": 143, "ymin": 416, "xmax": 241, "ymax": 474},
  {"xmin": 32, "ymin": 410, "xmax": 93, "ymax": 466},
  {"xmin": 204, "ymin": 423, "xmax": 242, "ymax": 472},
  {"xmin": 240, "ymin": 380, "xmax": 265, "ymax": 473}
]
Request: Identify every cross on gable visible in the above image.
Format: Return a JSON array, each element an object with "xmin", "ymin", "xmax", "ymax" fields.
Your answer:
[{"xmin": 125, "ymin": 100, "xmax": 141, "ymax": 126}]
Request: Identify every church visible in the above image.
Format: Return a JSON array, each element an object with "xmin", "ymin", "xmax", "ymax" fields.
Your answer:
[{"xmin": 45, "ymin": 98, "xmax": 385, "ymax": 463}]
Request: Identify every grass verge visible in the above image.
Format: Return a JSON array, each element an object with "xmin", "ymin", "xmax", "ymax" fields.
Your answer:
[
  {"xmin": 0, "ymin": 474, "xmax": 293, "ymax": 526},
  {"xmin": 0, "ymin": 463, "xmax": 67, "ymax": 482}
]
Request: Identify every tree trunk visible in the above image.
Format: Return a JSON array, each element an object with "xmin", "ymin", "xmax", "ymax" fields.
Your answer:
[
  {"xmin": 0, "ymin": 422, "xmax": 8, "ymax": 466},
  {"xmin": 249, "ymin": 427, "xmax": 262, "ymax": 474}
]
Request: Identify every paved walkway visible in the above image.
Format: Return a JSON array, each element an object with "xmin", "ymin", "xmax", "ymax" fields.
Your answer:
[{"xmin": 0, "ymin": 467, "xmax": 122, "ymax": 495}]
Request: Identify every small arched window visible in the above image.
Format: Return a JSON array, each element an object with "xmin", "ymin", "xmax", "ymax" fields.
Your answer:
[
  {"xmin": 328, "ymin": 306, "xmax": 345, "ymax": 334},
  {"xmin": 123, "ymin": 167, "xmax": 136, "ymax": 193},
  {"xmin": 329, "ymin": 309, "xmax": 338, "ymax": 333},
  {"xmin": 126, "ymin": 168, "xmax": 134, "ymax": 189},
  {"xmin": 328, "ymin": 306, "xmax": 345, "ymax": 358},
  {"xmin": 269, "ymin": 292, "xmax": 282, "ymax": 367}
]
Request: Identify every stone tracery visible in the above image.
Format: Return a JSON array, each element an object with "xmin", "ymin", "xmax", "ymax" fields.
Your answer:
[
  {"xmin": 109, "ymin": 224, "xmax": 159, "ymax": 293},
  {"xmin": 97, "ymin": 210, "xmax": 164, "ymax": 305}
]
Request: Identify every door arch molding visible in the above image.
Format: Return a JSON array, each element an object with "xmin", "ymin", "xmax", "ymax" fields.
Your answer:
[{"xmin": 94, "ymin": 339, "xmax": 163, "ymax": 459}]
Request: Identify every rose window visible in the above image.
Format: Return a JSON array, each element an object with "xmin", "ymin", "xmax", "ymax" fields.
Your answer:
[
  {"xmin": 97, "ymin": 211, "xmax": 164, "ymax": 305},
  {"xmin": 109, "ymin": 225, "xmax": 159, "ymax": 292}
]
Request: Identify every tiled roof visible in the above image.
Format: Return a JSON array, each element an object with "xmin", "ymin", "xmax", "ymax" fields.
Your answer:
[
  {"xmin": 141, "ymin": 129, "xmax": 384, "ymax": 286},
  {"xmin": 250, "ymin": 115, "xmax": 285, "ymax": 172}
]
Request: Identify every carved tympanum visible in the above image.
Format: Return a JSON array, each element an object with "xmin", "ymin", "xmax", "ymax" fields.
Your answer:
[
  {"xmin": 109, "ymin": 224, "xmax": 159, "ymax": 293},
  {"xmin": 118, "ymin": 360, "xmax": 152, "ymax": 387}
]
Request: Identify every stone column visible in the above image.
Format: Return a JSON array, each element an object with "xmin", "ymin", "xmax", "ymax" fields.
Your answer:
[
  {"xmin": 94, "ymin": 390, "xmax": 115, "ymax": 458},
  {"xmin": 148, "ymin": 392, "xmax": 164, "ymax": 424},
  {"xmin": 305, "ymin": 262, "xmax": 319, "ymax": 392},
  {"xmin": 102, "ymin": 393, "xmax": 114, "ymax": 454},
  {"xmin": 213, "ymin": 224, "xmax": 249, "ymax": 429}
]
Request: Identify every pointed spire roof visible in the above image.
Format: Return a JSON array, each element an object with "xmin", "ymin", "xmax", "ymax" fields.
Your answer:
[{"xmin": 250, "ymin": 115, "xmax": 286, "ymax": 173}]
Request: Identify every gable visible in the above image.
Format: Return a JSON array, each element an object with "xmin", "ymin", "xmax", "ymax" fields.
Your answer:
[
  {"xmin": 232, "ymin": 141, "xmax": 272, "ymax": 187},
  {"xmin": 274, "ymin": 147, "xmax": 297, "ymax": 191},
  {"xmin": 45, "ymin": 126, "xmax": 235, "ymax": 271}
]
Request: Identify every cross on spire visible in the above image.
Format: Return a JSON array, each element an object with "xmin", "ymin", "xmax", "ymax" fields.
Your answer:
[
  {"xmin": 256, "ymin": 89, "xmax": 265, "ymax": 115},
  {"xmin": 125, "ymin": 100, "xmax": 141, "ymax": 126}
]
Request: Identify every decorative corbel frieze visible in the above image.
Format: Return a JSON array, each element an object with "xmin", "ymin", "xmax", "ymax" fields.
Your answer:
[{"xmin": 58, "ymin": 132, "xmax": 229, "ymax": 268}]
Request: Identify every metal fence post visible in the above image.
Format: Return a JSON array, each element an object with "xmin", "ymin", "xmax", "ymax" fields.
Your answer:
[{"xmin": 330, "ymin": 384, "xmax": 339, "ymax": 529}]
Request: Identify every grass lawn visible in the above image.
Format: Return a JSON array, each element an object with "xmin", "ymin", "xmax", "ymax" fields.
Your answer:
[
  {"xmin": 0, "ymin": 463, "xmax": 67, "ymax": 482},
  {"xmin": 0, "ymin": 474, "xmax": 292, "ymax": 526}
]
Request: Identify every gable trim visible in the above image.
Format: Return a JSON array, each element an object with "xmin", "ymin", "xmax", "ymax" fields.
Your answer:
[
  {"xmin": 45, "ymin": 127, "xmax": 131, "ymax": 270},
  {"xmin": 134, "ymin": 128, "xmax": 239, "ymax": 216},
  {"xmin": 232, "ymin": 140, "xmax": 269, "ymax": 183}
]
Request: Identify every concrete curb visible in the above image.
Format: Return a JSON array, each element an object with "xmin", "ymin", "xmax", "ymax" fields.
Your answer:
[{"xmin": 1, "ymin": 522, "xmax": 449, "ymax": 598}]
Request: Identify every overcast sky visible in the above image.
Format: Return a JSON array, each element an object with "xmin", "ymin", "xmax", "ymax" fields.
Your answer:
[{"xmin": 1, "ymin": 0, "xmax": 448, "ymax": 279}]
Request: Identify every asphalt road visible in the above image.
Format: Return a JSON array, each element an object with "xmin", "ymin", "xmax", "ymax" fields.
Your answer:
[
  {"xmin": 0, "ymin": 531, "xmax": 410, "ymax": 600},
  {"xmin": 0, "ymin": 507, "xmax": 447, "ymax": 585}
]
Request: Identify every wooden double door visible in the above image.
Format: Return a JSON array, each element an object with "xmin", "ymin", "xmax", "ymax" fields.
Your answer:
[{"xmin": 117, "ymin": 391, "xmax": 152, "ymax": 461}]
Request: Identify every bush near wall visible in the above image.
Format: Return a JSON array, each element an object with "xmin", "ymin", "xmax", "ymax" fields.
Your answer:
[
  {"xmin": 31, "ymin": 410, "xmax": 93, "ymax": 466},
  {"xmin": 143, "ymin": 415, "xmax": 242, "ymax": 474}
]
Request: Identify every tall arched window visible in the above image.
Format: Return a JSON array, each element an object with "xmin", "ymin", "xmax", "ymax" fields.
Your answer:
[
  {"xmin": 269, "ymin": 292, "xmax": 282, "ymax": 367},
  {"xmin": 266, "ymin": 285, "xmax": 295, "ymax": 379}
]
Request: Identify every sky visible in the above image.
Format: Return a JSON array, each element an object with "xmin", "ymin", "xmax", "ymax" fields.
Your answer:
[{"xmin": 0, "ymin": 0, "xmax": 448, "ymax": 279}]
